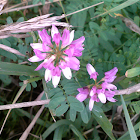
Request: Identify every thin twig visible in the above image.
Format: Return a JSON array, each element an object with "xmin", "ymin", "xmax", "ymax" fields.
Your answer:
[
  {"xmin": 19, "ymin": 105, "xmax": 45, "ymax": 140},
  {"xmin": 0, "ymin": 100, "xmax": 50, "ymax": 110},
  {"xmin": 115, "ymin": 83, "xmax": 140, "ymax": 95},
  {"xmin": 65, "ymin": 1, "xmax": 104, "ymax": 17}
]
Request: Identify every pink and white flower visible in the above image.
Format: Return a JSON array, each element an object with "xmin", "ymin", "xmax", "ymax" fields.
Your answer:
[
  {"xmin": 76, "ymin": 64, "xmax": 118, "ymax": 111},
  {"xmin": 29, "ymin": 25, "xmax": 85, "ymax": 88}
]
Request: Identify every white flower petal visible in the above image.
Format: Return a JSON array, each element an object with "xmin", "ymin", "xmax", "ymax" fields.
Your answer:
[
  {"xmin": 90, "ymin": 90, "xmax": 94, "ymax": 96},
  {"xmin": 62, "ymin": 67, "xmax": 72, "ymax": 79},
  {"xmin": 52, "ymin": 75, "xmax": 61, "ymax": 88},
  {"xmin": 86, "ymin": 63, "xmax": 96, "ymax": 75},
  {"xmin": 28, "ymin": 55, "xmax": 43, "ymax": 62},
  {"xmin": 51, "ymin": 24, "xmax": 59, "ymax": 38},
  {"xmin": 98, "ymin": 93, "xmax": 106, "ymax": 103},
  {"xmin": 89, "ymin": 98, "xmax": 94, "ymax": 111},
  {"xmin": 30, "ymin": 43, "xmax": 44, "ymax": 51},
  {"xmin": 69, "ymin": 30, "xmax": 74, "ymax": 45},
  {"xmin": 45, "ymin": 69, "xmax": 52, "ymax": 82}
]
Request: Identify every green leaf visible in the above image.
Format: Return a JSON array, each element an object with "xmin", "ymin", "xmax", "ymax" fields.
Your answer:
[
  {"xmin": 99, "ymin": 37, "xmax": 114, "ymax": 52},
  {"xmin": 53, "ymin": 125, "xmax": 66, "ymax": 140},
  {"xmin": 41, "ymin": 0, "xmax": 46, "ymax": 5},
  {"xmin": 26, "ymin": 83, "xmax": 31, "ymax": 91},
  {"xmin": 0, "ymin": 62, "xmax": 39, "ymax": 76},
  {"xmin": 6, "ymin": 16, "xmax": 13, "ymax": 24},
  {"xmin": 32, "ymin": 0, "xmax": 40, "ymax": 4},
  {"xmin": 67, "ymin": 96, "xmax": 84, "ymax": 112},
  {"xmin": 69, "ymin": 124, "xmax": 86, "ymax": 140},
  {"xmin": 48, "ymin": 96, "xmax": 65, "ymax": 109},
  {"xmin": 125, "ymin": 67, "xmax": 140, "ymax": 78},
  {"xmin": 16, "ymin": 17, "xmax": 24, "ymax": 22},
  {"xmin": 31, "ymin": 81, "xmax": 37, "ymax": 88},
  {"xmin": 98, "ymin": 31, "xmax": 108, "ymax": 41},
  {"xmin": 0, "ymin": 49, "xmax": 17, "ymax": 61},
  {"xmin": 0, "ymin": 74, "xmax": 11, "ymax": 85},
  {"xmin": 92, "ymin": 109, "xmax": 115, "ymax": 140},
  {"xmin": 80, "ymin": 106, "xmax": 89, "ymax": 124},
  {"xmin": 93, "ymin": 104, "xmax": 103, "ymax": 118},
  {"xmin": 121, "ymin": 95, "xmax": 137, "ymax": 140},
  {"xmin": 48, "ymin": 88, "xmax": 63, "ymax": 98},
  {"xmin": 42, "ymin": 120, "xmax": 72, "ymax": 139},
  {"xmin": 89, "ymin": 21, "xmax": 100, "ymax": 32},
  {"xmin": 55, "ymin": 104, "xmax": 69, "ymax": 116},
  {"xmin": 70, "ymin": 108, "xmax": 77, "ymax": 122}
]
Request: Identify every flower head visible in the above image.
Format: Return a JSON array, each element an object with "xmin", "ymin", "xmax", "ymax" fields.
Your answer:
[
  {"xmin": 76, "ymin": 64, "xmax": 118, "ymax": 111},
  {"xmin": 29, "ymin": 25, "xmax": 85, "ymax": 88}
]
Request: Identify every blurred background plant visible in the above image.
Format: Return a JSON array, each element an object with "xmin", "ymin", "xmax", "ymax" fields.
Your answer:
[{"xmin": 0, "ymin": 0, "xmax": 140, "ymax": 139}]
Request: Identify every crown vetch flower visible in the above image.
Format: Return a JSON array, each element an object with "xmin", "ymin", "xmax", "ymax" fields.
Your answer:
[
  {"xmin": 29, "ymin": 25, "xmax": 85, "ymax": 88},
  {"xmin": 76, "ymin": 64, "xmax": 118, "ymax": 111}
]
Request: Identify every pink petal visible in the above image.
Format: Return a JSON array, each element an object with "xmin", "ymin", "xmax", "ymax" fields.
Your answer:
[
  {"xmin": 34, "ymin": 49, "xmax": 46, "ymax": 59},
  {"xmin": 51, "ymin": 66, "xmax": 61, "ymax": 76},
  {"xmin": 104, "ymin": 75, "xmax": 116, "ymax": 83},
  {"xmin": 43, "ymin": 55, "xmax": 55, "ymax": 69},
  {"xmin": 105, "ymin": 67, "xmax": 118, "ymax": 77},
  {"xmin": 59, "ymin": 61, "xmax": 67, "ymax": 69},
  {"xmin": 107, "ymin": 97, "xmax": 116, "ymax": 102},
  {"xmin": 38, "ymin": 29, "xmax": 52, "ymax": 46},
  {"xmin": 102, "ymin": 82, "xmax": 117, "ymax": 91},
  {"xmin": 28, "ymin": 55, "xmax": 43, "ymax": 62},
  {"xmin": 66, "ymin": 57, "xmax": 80, "ymax": 70},
  {"xmin": 89, "ymin": 98, "xmax": 94, "ymax": 111},
  {"xmin": 35, "ymin": 62, "xmax": 44, "ymax": 71},
  {"xmin": 76, "ymin": 93, "xmax": 88, "ymax": 102},
  {"xmin": 64, "ymin": 48, "xmax": 74, "ymax": 57},
  {"xmin": 90, "ymin": 86, "xmax": 96, "ymax": 96},
  {"xmin": 42, "ymin": 43, "xmax": 51, "ymax": 52},
  {"xmin": 62, "ymin": 29, "xmax": 70, "ymax": 46},
  {"xmin": 71, "ymin": 36, "xmax": 85, "ymax": 46},
  {"xmin": 51, "ymin": 24, "xmax": 59, "ymax": 38},
  {"xmin": 62, "ymin": 67, "xmax": 72, "ymax": 79},
  {"xmin": 53, "ymin": 33, "xmax": 61, "ymax": 46}
]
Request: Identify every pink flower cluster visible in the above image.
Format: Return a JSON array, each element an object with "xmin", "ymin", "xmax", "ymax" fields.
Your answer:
[
  {"xmin": 76, "ymin": 64, "xmax": 118, "ymax": 111},
  {"xmin": 28, "ymin": 25, "xmax": 85, "ymax": 88}
]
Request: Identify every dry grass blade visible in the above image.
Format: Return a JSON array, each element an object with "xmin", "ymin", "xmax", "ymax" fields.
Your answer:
[
  {"xmin": 0, "ymin": 13, "xmax": 70, "ymax": 39},
  {"xmin": 1, "ymin": 0, "xmax": 60, "ymax": 14},
  {"xmin": 0, "ymin": 100, "xmax": 50, "ymax": 110},
  {"xmin": 0, "ymin": 0, "xmax": 7, "ymax": 12},
  {"xmin": 0, "ymin": 44, "xmax": 26, "ymax": 57},
  {"xmin": 19, "ymin": 105, "xmax": 45, "ymax": 140}
]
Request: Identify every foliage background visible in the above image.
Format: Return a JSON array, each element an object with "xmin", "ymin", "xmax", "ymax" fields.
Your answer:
[{"xmin": 0, "ymin": 0, "xmax": 140, "ymax": 139}]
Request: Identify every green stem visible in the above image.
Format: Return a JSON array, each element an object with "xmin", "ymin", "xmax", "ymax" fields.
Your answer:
[{"xmin": 59, "ymin": 0, "xmax": 69, "ymax": 24}]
